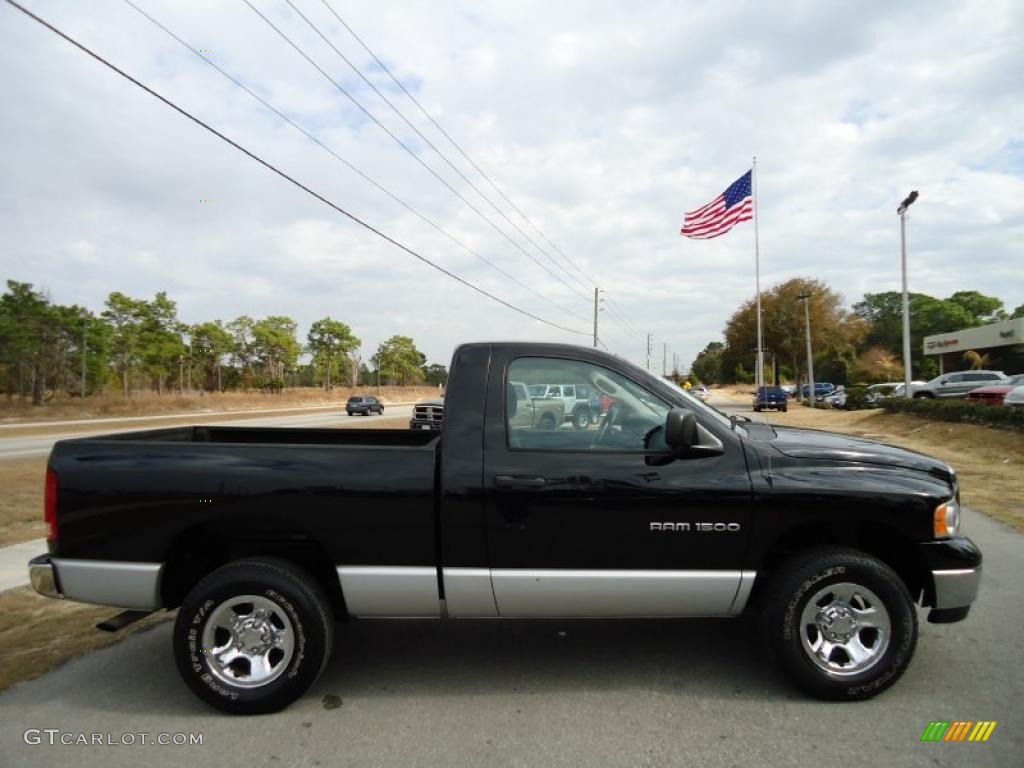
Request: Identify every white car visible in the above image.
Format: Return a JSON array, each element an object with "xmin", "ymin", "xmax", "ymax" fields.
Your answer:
[
  {"xmin": 892, "ymin": 381, "xmax": 928, "ymax": 397},
  {"xmin": 1005, "ymin": 385, "xmax": 1024, "ymax": 408},
  {"xmin": 822, "ymin": 387, "xmax": 847, "ymax": 408},
  {"xmin": 689, "ymin": 384, "xmax": 710, "ymax": 401},
  {"xmin": 865, "ymin": 382, "xmax": 900, "ymax": 404}
]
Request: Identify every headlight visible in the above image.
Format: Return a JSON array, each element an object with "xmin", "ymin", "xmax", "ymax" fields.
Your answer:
[{"xmin": 934, "ymin": 500, "xmax": 960, "ymax": 538}]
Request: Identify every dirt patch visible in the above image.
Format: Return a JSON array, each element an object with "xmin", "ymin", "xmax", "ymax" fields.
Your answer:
[
  {"xmin": 0, "ymin": 458, "xmax": 46, "ymax": 547},
  {"xmin": 0, "ymin": 587, "xmax": 171, "ymax": 693}
]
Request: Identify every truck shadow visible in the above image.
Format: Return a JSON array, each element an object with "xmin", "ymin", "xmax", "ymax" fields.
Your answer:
[
  {"xmin": 313, "ymin": 616, "xmax": 790, "ymax": 702},
  {"xmin": 3, "ymin": 617, "xmax": 796, "ymax": 718}
]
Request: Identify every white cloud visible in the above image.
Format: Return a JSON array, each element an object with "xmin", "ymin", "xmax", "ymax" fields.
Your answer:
[{"xmin": 1, "ymin": 0, "xmax": 1022, "ymax": 373}]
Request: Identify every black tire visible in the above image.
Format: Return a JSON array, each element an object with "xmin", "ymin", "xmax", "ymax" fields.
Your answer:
[
  {"xmin": 378, "ymin": 407, "xmax": 384, "ymax": 415},
  {"xmin": 572, "ymin": 406, "xmax": 590, "ymax": 430},
  {"xmin": 346, "ymin": 411, "xmax": 353, "ymax": 417},
  {"xmin": 761, "ymin": 547, "xmax": 916, "ymax": 701},
  {"xmin": 173, "ymin": 557, "xmax": 334, "ymax": 714},
  {"xmin": 913, "ymin": 392, "xmax": 934, "ymax": 399},
  {"xmin": 781, "ymin": 405, "xmax": 788, "ymax": 412},
  {"xmin": 539, "ymin": 413, "xmax": 557, "ymax": 430},
  {"xmin": 753, "ymin": 405, "xmax": 761, "ymax": 412}
]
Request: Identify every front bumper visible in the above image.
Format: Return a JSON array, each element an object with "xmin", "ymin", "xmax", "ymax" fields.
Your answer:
[
  {"xmin": 409, "ymin": 419, "xmax": 442, "ymax": 431},
  {"xmin": 918, "ymin": 535, "xmax": 982, "ymax": 623}
]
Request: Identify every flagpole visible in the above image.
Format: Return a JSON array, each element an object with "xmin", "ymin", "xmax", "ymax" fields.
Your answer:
[{"xmin": 753, "ymin": 156, "xmax": 764, "ymax": 394}]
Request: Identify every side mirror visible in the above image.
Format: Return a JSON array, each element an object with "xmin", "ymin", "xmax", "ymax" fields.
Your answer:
[
  {"xmin": 939, "ymin": 379, "xmax": 947, "ymax": 385},
  {"xmin": 664, "ymin": 408, "xmax": 699, "ymax": 448}
]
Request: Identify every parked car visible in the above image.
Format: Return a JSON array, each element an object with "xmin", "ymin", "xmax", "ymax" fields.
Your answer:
[
  {"xmin": 865, "ymin": 383, "xmax": 901, "ymax": 404},
  {"xmin": 892, "ymin": 381, "xmax": 927, "ymax": 397},
  {"xmin": 533, "ymin": 383, "xmax": 592, "ymax": 429},
  {"xmin": 409, "ymin": 398, "xmax": 444, "ymax": 430},
  {"xmin": 29, "ymin": 341, "xmax": 981, "ymax": 713},
  {"xmin": 965, "ymin": 373, "xmax": 1024, "ymax": 406},
  {"xmin": 508, "ymin": 381, "xmax": 565, "ymax": 430},
  {"xmin": 753, "ymin": 386, "xmax": 788, "ymax": 412},
  {"xmin": 912, "ymin": 370, "xmax": 1008, "ymax": 399},
  {"xmin": 688, "ymin": 384, "xmax": 711, "ymax": 401},
  {"xmin": 1004, "ymin": 385, "xmax": 1024, "ymax": 408},
  {"xmin": 346, "ymin": 395, "xmax": 384, "ymax": 416},
  {"xmin": 821, "ymin": 386, "xmax": 847, "ymax": 409},
  {"xmin": 779, "ymin": 384, "xmax": 796, "ymax": 397},
  {"xmin": 800, "ymin": 382, "xmax": 835, "ymax": 398}
]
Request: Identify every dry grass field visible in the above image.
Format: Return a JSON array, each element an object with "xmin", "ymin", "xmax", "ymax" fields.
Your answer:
[{"xmin": 0, "ymin": 385, "xmax": 443, "ymax": 425}]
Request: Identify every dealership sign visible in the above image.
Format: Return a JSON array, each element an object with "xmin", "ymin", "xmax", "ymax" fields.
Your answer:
[{"xmin": 923, "ymin": 318, "xmax": 1024, "ymax": 355}]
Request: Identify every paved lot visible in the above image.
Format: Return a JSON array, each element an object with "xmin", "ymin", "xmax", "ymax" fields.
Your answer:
[{"xmin": 0, "ymin": 502, "xmax": 1019, "ymax": 768}]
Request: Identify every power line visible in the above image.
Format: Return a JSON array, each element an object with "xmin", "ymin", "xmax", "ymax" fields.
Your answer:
[
  {"xmin": 243, "ymin": 0, "xmax": 591, "ymax": 305},
  {"xmin": 117, "ymin": 0, "xmax": 588, "ymax": 324},
  {"xmin": 3, "ymin": 0, "xmax": 588, "ymax": 337},
  {"xmin": 318, "ymin": 0, "xmax": 595, "ymax": 290},
  {"xmin": 604, "ymin": 294, "xmax": 643, "ymax": 335},
  {"xmin": 285, "ymin": 0, "xmax": 592, "ymax": 297}
]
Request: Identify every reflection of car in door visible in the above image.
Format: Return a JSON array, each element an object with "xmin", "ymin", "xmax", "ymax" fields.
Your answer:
[{"xmin": 508, "ymin": 381, "xmax": 564, "ymax": 430}]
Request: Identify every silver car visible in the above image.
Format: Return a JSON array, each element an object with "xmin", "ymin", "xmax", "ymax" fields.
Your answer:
[{"xmin": 913, "ymin": 370, "xmax": 1007, "ymax": 399}]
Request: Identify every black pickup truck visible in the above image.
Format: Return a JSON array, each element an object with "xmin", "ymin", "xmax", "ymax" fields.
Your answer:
[{"xmin": 29, "ymin": 342, "xmax": 981, "ymax": 714}]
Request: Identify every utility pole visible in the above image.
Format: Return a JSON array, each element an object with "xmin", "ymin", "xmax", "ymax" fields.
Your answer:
[
  {"xmin": 798, "ymin": 292, "xmax": 815, "ymax": 408},
  {"xmin": 80, "ymin": 315, "xmax": 87, "ymax": 403},
  {"xmin": 592, "ymin": 287, "xmax": 604, "ymax": 348},
  {"xmin": 898, "ymin": 190, "xmax": 919, "ymax": 398},
  {"xmin": 662, "ymin": 343, "xmax": 667, "ymax": 376},
  {"xmin": 376, "ymin": 343, "xmax": 382, "ymax": 395},
  {"xmin": 646, "ymin": 333, "xmax": 652, "ymax": 372}
]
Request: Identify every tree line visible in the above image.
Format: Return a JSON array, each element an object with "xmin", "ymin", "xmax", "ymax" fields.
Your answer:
[
  {"xmin": 690, "ymin": 278, "xmax": 1023, "ymax": 387},
  {"xmin": 0, "ymin": 280, "xmax": 447, "ymax": 405}
]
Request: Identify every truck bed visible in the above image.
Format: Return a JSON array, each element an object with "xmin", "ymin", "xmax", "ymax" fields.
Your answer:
[{"xmin": 47, "ymin": 426, "xmax": 440, "ymax": 563}]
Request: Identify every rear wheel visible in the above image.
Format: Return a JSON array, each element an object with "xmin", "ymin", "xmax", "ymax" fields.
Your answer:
[
  {"xmin": 173, "ymin": 558, "xmax": 334, "ymax": 714},
  {"xmin": 539, "ymin": 413, "xmax": 557, "ymax": 430},
  {"xmin": 913, "ymin": 392, "xmax": 934, "ymax": 399},
  {"xmin": 761, "ymin": 548, "xmax": 916, "ymax": 700}
]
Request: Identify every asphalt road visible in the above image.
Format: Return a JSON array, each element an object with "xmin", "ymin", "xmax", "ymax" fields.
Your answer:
[
  {"xmin": 0, "ymin": 500, "xmax": 1018, "ymax": 768},
  {"xmin": 0, "ymin": 406, "xmax": 416, "ymax": 460}
]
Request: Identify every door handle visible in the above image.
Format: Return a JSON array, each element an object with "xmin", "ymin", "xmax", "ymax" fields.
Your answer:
[{"xmin": 494, "ymin": 474, "xmax": 547, "ymax": 488}]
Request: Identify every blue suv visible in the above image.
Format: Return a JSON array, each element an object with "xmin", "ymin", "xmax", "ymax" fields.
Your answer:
[{"xmin": 800, "ymin": 382, "xmax": 835, "ymax": 399}]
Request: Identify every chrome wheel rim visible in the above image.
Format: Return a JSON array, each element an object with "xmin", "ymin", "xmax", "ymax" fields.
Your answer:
[
  {"xmin": 799, "ymin": 582, "xmax": 891, "ymax": 677},
  {"xmin": 201, "ymin": 594, "xmax": 295, "ymax": 689}
]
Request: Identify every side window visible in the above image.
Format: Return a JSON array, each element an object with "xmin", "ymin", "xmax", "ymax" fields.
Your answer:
[
  {"xmin": 946, "ymin": 374, "xmax": 963, "ymax": 383},
  {"xmin": 548, "ymin": 386, "xmax": 561, "ymax": 398},
  {"xmin": 506, "ymin": 357, "xmax": 671, "ymax": 452}
]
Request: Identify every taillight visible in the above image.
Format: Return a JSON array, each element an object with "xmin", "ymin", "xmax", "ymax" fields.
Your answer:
[{"xmin": 44, "ymin": 467, "xmax": 58, "ymax": 542}]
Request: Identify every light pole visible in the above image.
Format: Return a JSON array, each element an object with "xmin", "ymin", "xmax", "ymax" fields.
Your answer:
[
  {"xmin": 897, "ymin": 190, "xmax": 919, "ymax": 398},
  {"xmin": 797, "ymin": 292, "xmax": 815, "ymax": 408}
]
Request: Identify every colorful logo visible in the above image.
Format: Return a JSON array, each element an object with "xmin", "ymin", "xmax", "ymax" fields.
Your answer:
[{"xmin": 920, "ymin": 721, "xmax": 997, "ymax": 742}]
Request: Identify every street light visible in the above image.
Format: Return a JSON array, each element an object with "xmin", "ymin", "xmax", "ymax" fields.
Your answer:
[
  {"xmin": 797, "ymin": 292, "xmax": 815, "ymax": 408},
  {"xmin": 897, "ymin": 190, "xmax": 919, "ymax": 398}
]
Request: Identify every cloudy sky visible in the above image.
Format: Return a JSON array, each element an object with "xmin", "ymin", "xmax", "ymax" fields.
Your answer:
[{"xmin": 1, "ymin": 0, "xmax": 1022, "ymax": 371}]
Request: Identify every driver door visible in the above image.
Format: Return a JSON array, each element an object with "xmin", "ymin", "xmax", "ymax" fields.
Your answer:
[{"xmin": 482, "ymin": 350, "xmax": 753, "ymax": 617}]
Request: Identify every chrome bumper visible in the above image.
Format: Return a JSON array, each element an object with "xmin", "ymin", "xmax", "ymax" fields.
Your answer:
[
  {"xmin": 932, "ymin": 567, "xmax": 981, "ymax": 609},
  {"xmin": 29, "ymin": 554, "xmax": 63, "ymax": 599},
  {"xmin": 28, "ymin": 554, "xmax": 163, "ymax": 610}
]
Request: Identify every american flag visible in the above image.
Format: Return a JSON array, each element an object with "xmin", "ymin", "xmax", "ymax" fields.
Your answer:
[{"xmin": 680, "ymin": 170, "xmax": 753, "ymax": 239}]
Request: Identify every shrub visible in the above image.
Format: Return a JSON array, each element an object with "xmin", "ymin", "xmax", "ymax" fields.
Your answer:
[
  {"xmin": 880, "ymin": 397, "xmax": 1024, "ymax": 428},
  {"xmin": 842, "ymin": 386, "xmax": 873, "ymax": 411}
]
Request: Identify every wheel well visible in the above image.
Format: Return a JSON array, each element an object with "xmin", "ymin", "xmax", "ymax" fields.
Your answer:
[
  {"xmin": 753, "ymin": 521, "xmax": 929, "ymax": 606},
  {"xmin": 160, "ymin": 526, "xmax": 347, "ymax": 618}
]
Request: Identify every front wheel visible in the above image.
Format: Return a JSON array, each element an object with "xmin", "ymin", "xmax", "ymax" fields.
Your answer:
[
  {"xmin": 572, "ymin": 406, "xmax": 590, "ymax": 430},
  {"xmin": 761, "ymin": 548, "xmax": 917, "ymax": 700},
  {"xmin": 173, "ymin": 558, "xmax": 334, "ymax": 714}
]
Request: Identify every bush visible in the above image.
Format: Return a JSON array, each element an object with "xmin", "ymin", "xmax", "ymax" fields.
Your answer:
[
  {"xmin": 880, "ymin": 397, "xmax": 1024, "ymax": 428},
  {"xmin": 842, "ymin": 386, "xmax": 873, "ymax": 411}
]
